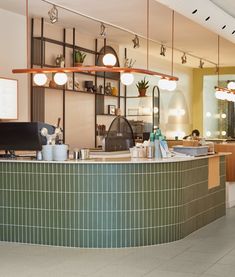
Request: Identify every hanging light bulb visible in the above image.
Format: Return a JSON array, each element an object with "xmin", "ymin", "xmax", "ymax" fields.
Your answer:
[
  {"xmin": 103, "ymin": 53, "xmax": 117, "ymax": 66},
  {"xmin": 54, "ymin": 72, "xmax": 68, "ymax": 85},
  {"xmin": 121, "ymin": 73, "xmax": 134, "ymax": 85},
  {"xmin": 33, "ymin": 73, "xmax": 47, "ymax": 86},
  {"xmin": 158, "ymin": 78, "xmax": 168, "ymax": 90},
  {"xmin": 227, "ymin": 81, "xmax": 235, "ymax": 90},
  {"xmin": 48, "ymin": 5, "xmax": 58, "ymax": 24},
  {"xmin": 167, "ymin": 80, "xmax": 177, "ymax": 91}
]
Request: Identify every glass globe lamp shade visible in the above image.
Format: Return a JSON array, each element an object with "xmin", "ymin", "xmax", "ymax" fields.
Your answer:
[
  {"xmin": 54, "ymin": 72, "xmax": 68, "ymax": 85},
  {"xmin": 158, "ymin": 78, "xmax": 168, "ymax": 90},
  {"xmin": 33, "ymin": 73, "xmax": 47, "ymax": 86},
  {"xmin": 121, "ymin": 73, "xmax": 134, "ymax": 85},
  {"xmin": 167, "ymin": 80, "xmax": 177, "ymax": 91},
  {"xmin": 103, "ymin": 53, "xmax": 117, "ymax": 66},
  {"xmin": 227, "ymin": 81, "xmax": 235, "ymax": 90},
  {"xmin": 226, "ymin": 93, "xmax": 234, "ymax": 101}
]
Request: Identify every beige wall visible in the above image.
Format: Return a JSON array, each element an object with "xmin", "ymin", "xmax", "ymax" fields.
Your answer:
[{"xmin": 0, "ymin": 8, "xmax": 29, "ymax": 122}]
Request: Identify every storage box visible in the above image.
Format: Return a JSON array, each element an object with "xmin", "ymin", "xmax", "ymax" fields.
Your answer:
[{"xmin": 173, "ymin": 145, "xmax": 209, "ymax": 156}]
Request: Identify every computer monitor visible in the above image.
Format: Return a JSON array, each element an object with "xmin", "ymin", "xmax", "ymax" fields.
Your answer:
[{"xmin": 0, "ymin": 122, "xmax": 55, "ymax": 151}]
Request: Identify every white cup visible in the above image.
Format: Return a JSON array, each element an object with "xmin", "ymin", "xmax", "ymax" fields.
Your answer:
[
  {"xmin": 53, "ymin": 144, "xmax": 68, "ymax": 161},
  {"xmin": 42, "ymin": 145, "xmax": 53, "ymax": 161}
]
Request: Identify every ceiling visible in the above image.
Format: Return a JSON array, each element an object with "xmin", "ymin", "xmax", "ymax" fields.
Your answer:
[{"xmin": 1, "ymin": 0, "xmax": 235, "ymax": 68}]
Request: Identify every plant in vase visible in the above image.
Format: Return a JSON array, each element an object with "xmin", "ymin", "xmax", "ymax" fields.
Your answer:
[
  {"xmin": 73, "ymin": 50, "xmax": 86, "ymax": 66},
  {"xmin": 136, "ymin": 77, "xmax": 149, "ymax": 97}
]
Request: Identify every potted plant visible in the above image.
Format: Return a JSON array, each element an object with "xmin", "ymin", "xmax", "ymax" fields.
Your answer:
[
  {"xmin": 136, "ymin": 77, "xmax": 149, "ymax": 97},
  {"xmin": 73, "ymin": 50, "xmax": 86, "ymax": 66}
]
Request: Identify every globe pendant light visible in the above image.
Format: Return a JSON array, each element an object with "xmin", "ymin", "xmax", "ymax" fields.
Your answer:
[
  {"xmin": 54, "ymin": 72, "xmax": 68, "ymax": 85},
  {"xmin": 167, "ymin": 80, "xmax": 177, "ymax": 91},
  {"xmin": 121, "ymin": 73, "xmax": 134, "ymax": 85},
  {"xmin": 103, "ymin": 53, "xmax": 117, "ymax": 66},
  {"xmin": 33, "ymin": 73, "xmax": 47, "ymax": 86},
  {"xmin": 158, "ymin": 78, "xmax": 168, "ymax": 90},
  {"xmin": 227, "ymin": 81, "xmax": 235, "ymax": 90}
]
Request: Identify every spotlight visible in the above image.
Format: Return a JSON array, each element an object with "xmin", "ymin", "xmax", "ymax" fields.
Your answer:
[
  {"xmin": 100, "ymin": 23, "xmax": 106, "ymax": 37},
  {"xmin": 160, "ymin": 44, "xmax": 166, "ymax": 56},
  {"xmin": 132, "ymin": 35, "xmax": 140, "ymax": 48},
  {"xmin": 199, "ymin": 59, "xmax": 204, "ymax": 68},
  {"xmin": 48, "ymin": 5, "xmax": 58, "ymax": 24},
  {"xmin": 181, "ymin": 53, "xmax": 187, "ymax": 64}
]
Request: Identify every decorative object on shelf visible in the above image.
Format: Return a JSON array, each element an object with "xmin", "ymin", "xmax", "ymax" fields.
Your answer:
[
  {"xmin": 73, "ymin": 50, "xmax": 86, "ymax": 67},
  {"xmin": 84, "ymin": 81, "xmax": 94, "ymax": 92},
  {"xmin": 124, "ymin": 58, "xmax": 136, "ymax": 68},
  {"xmin": 98, "ymin": 85, "xmax": 103, "ymax": 94},
  {"xmin": 55, "ymin": 54, "xmax": 65, "ymax": 67},
  {"xmin": 108, "ymin": 105, "xmax": 116, "ymax": 115},
  {"xmin": 115, "ymin": 108, "xmax": 121, "ymax": 116},
  {"xmin": 66, "ymin": 76, "xmax": 73, "ymax": 90},
  {"xmin": 49, "ymin": 79, "xmax": 58, "ymax": 89},
  {"xmin": 111, "ymin": 86, "xmax": 118, "ymax": 96},
  {"xmin": 105, "ymin": 82, "xmax": 112, "ymax": 95},
  {"xmin": 136, "ymin": 77, "xmax": 149, "ymax": 97}
]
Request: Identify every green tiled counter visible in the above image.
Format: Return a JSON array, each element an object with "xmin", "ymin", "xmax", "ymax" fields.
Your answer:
[{"xmin": 0, "ymin": 156, "xmax": 226, "ymax": 248}]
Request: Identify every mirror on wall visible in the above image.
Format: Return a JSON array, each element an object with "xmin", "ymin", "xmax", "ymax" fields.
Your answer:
[{"xmin": 203, "ymin": 75, "xmax": 235, "ymax": 139}]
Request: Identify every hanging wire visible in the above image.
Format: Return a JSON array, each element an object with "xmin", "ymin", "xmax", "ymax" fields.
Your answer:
[
  {"xmin": 171, "ymin": 10, "xmax": 175, "ymax": 76},
  {"xmin": 147, "ymin": 0, "xmax": 149, "ymax": 70}
]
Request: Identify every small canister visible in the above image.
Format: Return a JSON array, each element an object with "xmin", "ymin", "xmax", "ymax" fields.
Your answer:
[
  {"xmin": 80, "ymin": 148, "xmax": 90, "ymax": 160},
  {"xmin": 146, "ymin": 146, "xmax": 154, "ymax": 159},
  {"xmin": 73, "ymin": 149, "xmax": 80, "ymax": 160}
]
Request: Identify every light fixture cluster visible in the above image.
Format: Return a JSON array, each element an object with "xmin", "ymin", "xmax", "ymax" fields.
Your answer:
[
  {"xmin": 158, "ymin": 78, "xmax": 177, "ymax": 91},
  {"xmin": 215, "ymin": 86, "xmax": 235, "ymax": 102},
  {"xmin": 34, "ymin": 72, "xmax": 68, "ymax": 86},
  {"xmin": 33, "ymin": 53, "xmax": 136, "ymax": 86}
]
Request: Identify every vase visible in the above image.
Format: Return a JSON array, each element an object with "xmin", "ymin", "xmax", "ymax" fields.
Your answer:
[{"xmin": 138, "ymin": 89, "xmax": 147, "ymax": 97}]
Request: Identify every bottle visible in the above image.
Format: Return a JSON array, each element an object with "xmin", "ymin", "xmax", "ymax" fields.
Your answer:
[
  {"xmin": 155, "ymin": 129, "xmax": 162, "ymax": 159},
  {"xmin": 146, "ymin": 132, "xmax": 155, "ymax": 159}
]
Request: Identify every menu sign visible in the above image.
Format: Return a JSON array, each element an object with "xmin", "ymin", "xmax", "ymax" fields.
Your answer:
[{"xmin": 0, "ymin": 78, "xmax": 18, "ymax": 119}]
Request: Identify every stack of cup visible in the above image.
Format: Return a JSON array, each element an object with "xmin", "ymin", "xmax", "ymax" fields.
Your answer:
[{"xmin": 42, "ymin": 144, "xmax": 68, "ymax": 161}]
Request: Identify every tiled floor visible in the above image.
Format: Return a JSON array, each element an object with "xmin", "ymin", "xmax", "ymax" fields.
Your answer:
[{"xmin": 1, "ymin": 208, "xmax": 235, "ymax": 277}]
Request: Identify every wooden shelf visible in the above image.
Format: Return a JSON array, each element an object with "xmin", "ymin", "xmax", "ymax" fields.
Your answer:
[
  {"xmin": 127, "ymin": 114, "xmax": 152, "ymax": 117},
  {"xmin": 34, "ymin": 36, "xmax": 97, "ymax": 55},
  {"xmin": 97, "ymin": 113, "xmax": 117, "ymax": 116}
]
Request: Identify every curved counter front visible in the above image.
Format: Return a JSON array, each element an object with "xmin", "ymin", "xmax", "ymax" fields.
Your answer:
[{"xmin": 0, "ymin": 155, "xmax": 226, "ymax": 248}]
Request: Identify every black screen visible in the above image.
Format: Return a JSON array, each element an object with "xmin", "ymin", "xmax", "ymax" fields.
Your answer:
[{"xmin": 0, "ymin": 122, "xmax": 55, "ymax": 151}]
